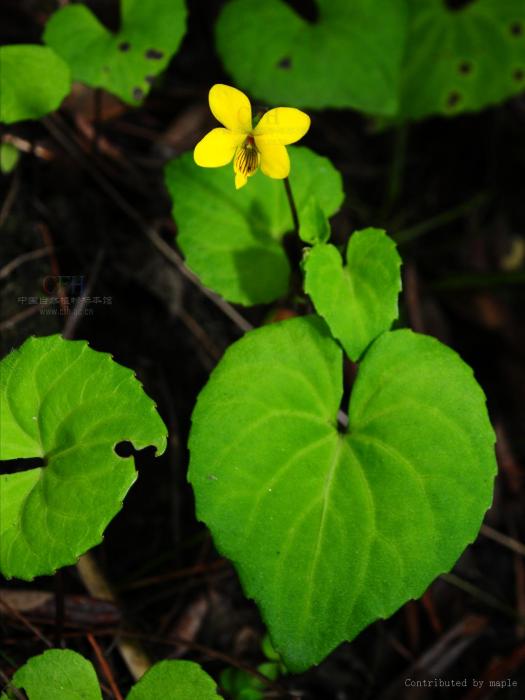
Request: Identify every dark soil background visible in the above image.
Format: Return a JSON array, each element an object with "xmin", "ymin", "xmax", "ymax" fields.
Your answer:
[{"xmin": 1, "ymin": 1, "xmax": 525, "ymax": 698}]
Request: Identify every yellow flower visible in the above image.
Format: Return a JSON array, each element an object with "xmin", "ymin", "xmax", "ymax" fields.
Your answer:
[{"xmin": 194, "ymin": 84, "xmax": 311, "ymax": 190}]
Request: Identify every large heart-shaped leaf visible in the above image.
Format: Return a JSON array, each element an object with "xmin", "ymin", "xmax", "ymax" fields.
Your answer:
[
  {"xmin": 3, "ymin": 650, "xmax": 223, "ymax": 700},
  {"xmin": 399, "ymin": 0, "xmax": 525, "ymax": 119},
  {"xmin": 165, "ymin": 147, "xmax": 344, "ymax": 306},
  {"xmin": 0, "ymin": 45, "xmax": 71, "ymax": 124},
  {"xmin": 44, "ymin": 0, "xmax": 187, "ymax": 105},
  {"xmin": 189, "ymin": 316, "xmax": 496, "ymax": 671},
  {"xmin": 304, "ymin": 229, "xmax": 402, "ymax": 360},
  {"xmin": 0, "ymin": 335, "xmax": 166, "ymax": 580},
  {"xmin": 215, "ymin": 0, "xmax": 407, "ymax": 113}
]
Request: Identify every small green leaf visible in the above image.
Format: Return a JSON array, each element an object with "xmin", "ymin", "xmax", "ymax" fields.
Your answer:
[
  {"xmin": 304, "ymin": 229, "xmax": 402, "ymax": 360},
  {"xmin": 9, "ymin": 649, "xmax": 102, "ymax": 700},
  {"xmin": 215, "ymin": 0, "xmax": 407, "ymax": 114},
  {"xmin": 6, "ymin": 652, "xmax": 222, "ymax": 700},
  {"xmin": 298, "ymin": 199, "xmax": 331, "ymax": 245},
  {"xmin": 0, "ymin": 143, "xmax": 20, "ymax": 174},
  {"xmin": 189, "ymin": 316, "xmax": 496, "ymax": 671},
  {"xmin": 0, "ymin": 335, "xmax": 166, "ymax": 580},
  {"xmin": 165, "ymin": 146, "xmax": 344, "ymax": 306},
  {"xmin": 44, "ymin": 0, "xmax": 187, "ymax": 105},
  {"xmin": 127, "ymin": 660, "xmax": 223, "ymax": 699},
  {"xmin": 399, "ymin": 0, "xmax": 525, "ymax": 119},
  {"xmin": 0, "ymin": 45, "xmax": 71, "ymax": 124}
]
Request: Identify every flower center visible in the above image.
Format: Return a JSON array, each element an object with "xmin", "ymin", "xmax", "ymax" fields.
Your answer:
[{"xmin": 234, "ymin": 136, "xmax": 259, "ymax": 177}]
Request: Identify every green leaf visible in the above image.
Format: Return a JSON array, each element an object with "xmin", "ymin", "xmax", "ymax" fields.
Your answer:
[
  {"xmin": 6, "ymin": 652, "xmax": 222, "ymax": 700},
  {"xmin": 298, "ymin": 199, "xmax": 331, "ymax": 245},
  {"xmin": 44, "ymin": 0, "xmax": 187, "ymax": 105},
  {"xmin": 0, "ymin": 335, "xmax": 166, "ymax": 580},
  {"xmin": 304, "ymin": 229, "xmax": 402, "ymax": 361},
  {"xmin": 165, "ymin": 146, "xmax": 344, "ymax": 306},
  {"xmin": 188, "ymin": 316, "xmax": 496, "ymax": 671},
  {"xmin": 0, "ymin": 143, "xmax": 20, "ymax": 174},
  {"xmin": 0, "ymin": 45, "xmax": 71, "ymax": 124},
  {"xmin": 127, "ymin": 660, "xmax": 223, "ymax": 699},
  {"xmin": 215, "ymin": 0, "xmax": 407, "ymax": 114},
  {"xmin": 399, "ymin": 0, "xmax": 525, "ymax": 119},
  {"xmin": 9, "ymin": 649, "xmax": 102, "ymax": 700}
]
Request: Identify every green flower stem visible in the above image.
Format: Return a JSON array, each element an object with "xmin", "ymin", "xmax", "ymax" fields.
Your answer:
[{"xmin": 283, "ymin": 177, "xmax": 300, "ymax": 237}]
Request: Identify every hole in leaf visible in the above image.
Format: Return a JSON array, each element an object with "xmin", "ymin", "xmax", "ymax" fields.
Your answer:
[
  {"xmin": 1, "ymin": 456, "xmax": 46, "ymax": 475},
  {"xmin": 458, "ymin": 60, "xmax": 472, "ymax": 75},
  {"xmin": 145, "ymin": 75, "xmax": 155, "ymax": 85},
  {"xmin": 510, "ymin": 21, "xmax": 523, "ymax": 36},
  {"xmin": 277, "ymin": 56, "xmax": 292, "ymax": 69},
  {"xmin": 118, "ymin": 41, "xmax": 131, "ymax": 52},
  {"xmin": 514, "ymin": 68, "xmax": 525, "ymax": 82},
  {"xmin": 282, "ymin": 0, "xmax": 319, "ymax": 23},
  {"xmin": 132, "ymin": 87, "xmax": 144, "ymax": 101},
  {"xmin": 444, "ymin": 0, "xmax": 475, "ymax": 10},
  {"xmin": 145, "ymin": 48, "xmax": 164, "ymax": 60},
  {"xmin": 114, "ymin": 441, "xmax": 135, "ymax": 458},
  {"xmin": 446, "ymin": 90, "xmax": 462, "ymax": 108}
]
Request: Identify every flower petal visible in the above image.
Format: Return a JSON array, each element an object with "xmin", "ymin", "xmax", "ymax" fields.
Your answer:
[
  {"xmin": 253, "ymin": 108, "xmax": 310, "ymax": 145},
  {"xmin": 235, "ymin": 171, "xmax": 248, "ymax": 190},
  {"xmin": 194, "ymin": 128, "xmax": 244, "ymax": 168},
  {"xmin": 256, "ymin": 140, "xmax": 290, "ymax": 179},
  {"xmin": 209, "ymin": 84, "xmax": 252, "ymax": 133}
]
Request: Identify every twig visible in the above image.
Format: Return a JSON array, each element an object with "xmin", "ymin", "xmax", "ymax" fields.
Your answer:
[
  {"xmin": 480, "ymin": 524, "xmax": 525, "ymax": 558},
  {"xmin": 54, "ymin": 569, "xmax": 65, "ymax": 647},
  {"xmin": 36, "ymin": 221, "xmax": 69, "ymax": 315},
  {"xmin": 101, "ymin": 628, "xmax": 285, "ymax": 694},
  {"xmin": 119, "ymin": 559, "xmax": 227, "ymax": 592},
  {"xmin": 0, "ymin": 595, "xmax": 53, "ymax": 647},
  {"xmin": 0, "ymin": 167, "xmax": 20, "ymax": 229},
  {"xmin": 441, "ymin": 572, "xmax": 525, "ymax": 623},
  {"xmin": 87, "ymin": 633, "xmax": 124, "ymax": 700},
  {"xmin": 62, "ymin": 247, "xmax": 106, "ymax": 340},
  {"xmin": 0, "ymin": 247, "xmax": 51, "ymax": 280},
  {"xmin": 146, "ymin": 228, "xmax": 253, "ymax": 333},
  {"xmin": 0, "ymin": 305, "xmax": 40, "ymax": 333},
  {"xmin": 42, "ymin": 113, "xmax": 252, "ymax": 335},
  {"xmin": 392, "ymin": 191, "xmax": 489, "ymax": 245},
  {"xmin": 76, "ymin": 553, "xmax": 152, "ymax": 681},
  {"xmin": 0, "ymin": 669, "xmax": 27, "ymax": 700}
]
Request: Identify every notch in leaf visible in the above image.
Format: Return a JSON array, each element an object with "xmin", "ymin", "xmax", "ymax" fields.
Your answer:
[
  {"xmin": 0, "ymin": 335, "xmax": 167, "ymax": 580},
  {"xmin": 304, "ymin": 228, "xmax": 402, "ymax": 361}
]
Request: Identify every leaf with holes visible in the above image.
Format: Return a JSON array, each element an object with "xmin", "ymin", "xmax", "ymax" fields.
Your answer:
[
  {"xmin": 399, "ymin": 0, "xmax": 525, "ymax": 119},
  {"xmin": 304, "ymin": 229, "xmax": 402, "ymax": 360},
  {"xmin": 188, "ymin": 316, "xmax": 496, "ymax": 671},
  {"xmin": 5, "ymin": 650, "xmax": 223, "ymax": 700},
  {"xmin": 0, "ymin": 335, "xmax": 166, "ymax": 580},
  {"xmin": 0, "ymin": 45, "xmax": 71, "ymax": 124},
  {"xmin": 165, "ymin": 146, "xmax": 344, "ymax": 306},
  {"xmin": 215, "ymin": 0, "xmax": 407, "ymax": 113},
  {"xmin": 44, "ymin": 0, "xmax": 187, "ymax": 105}
]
